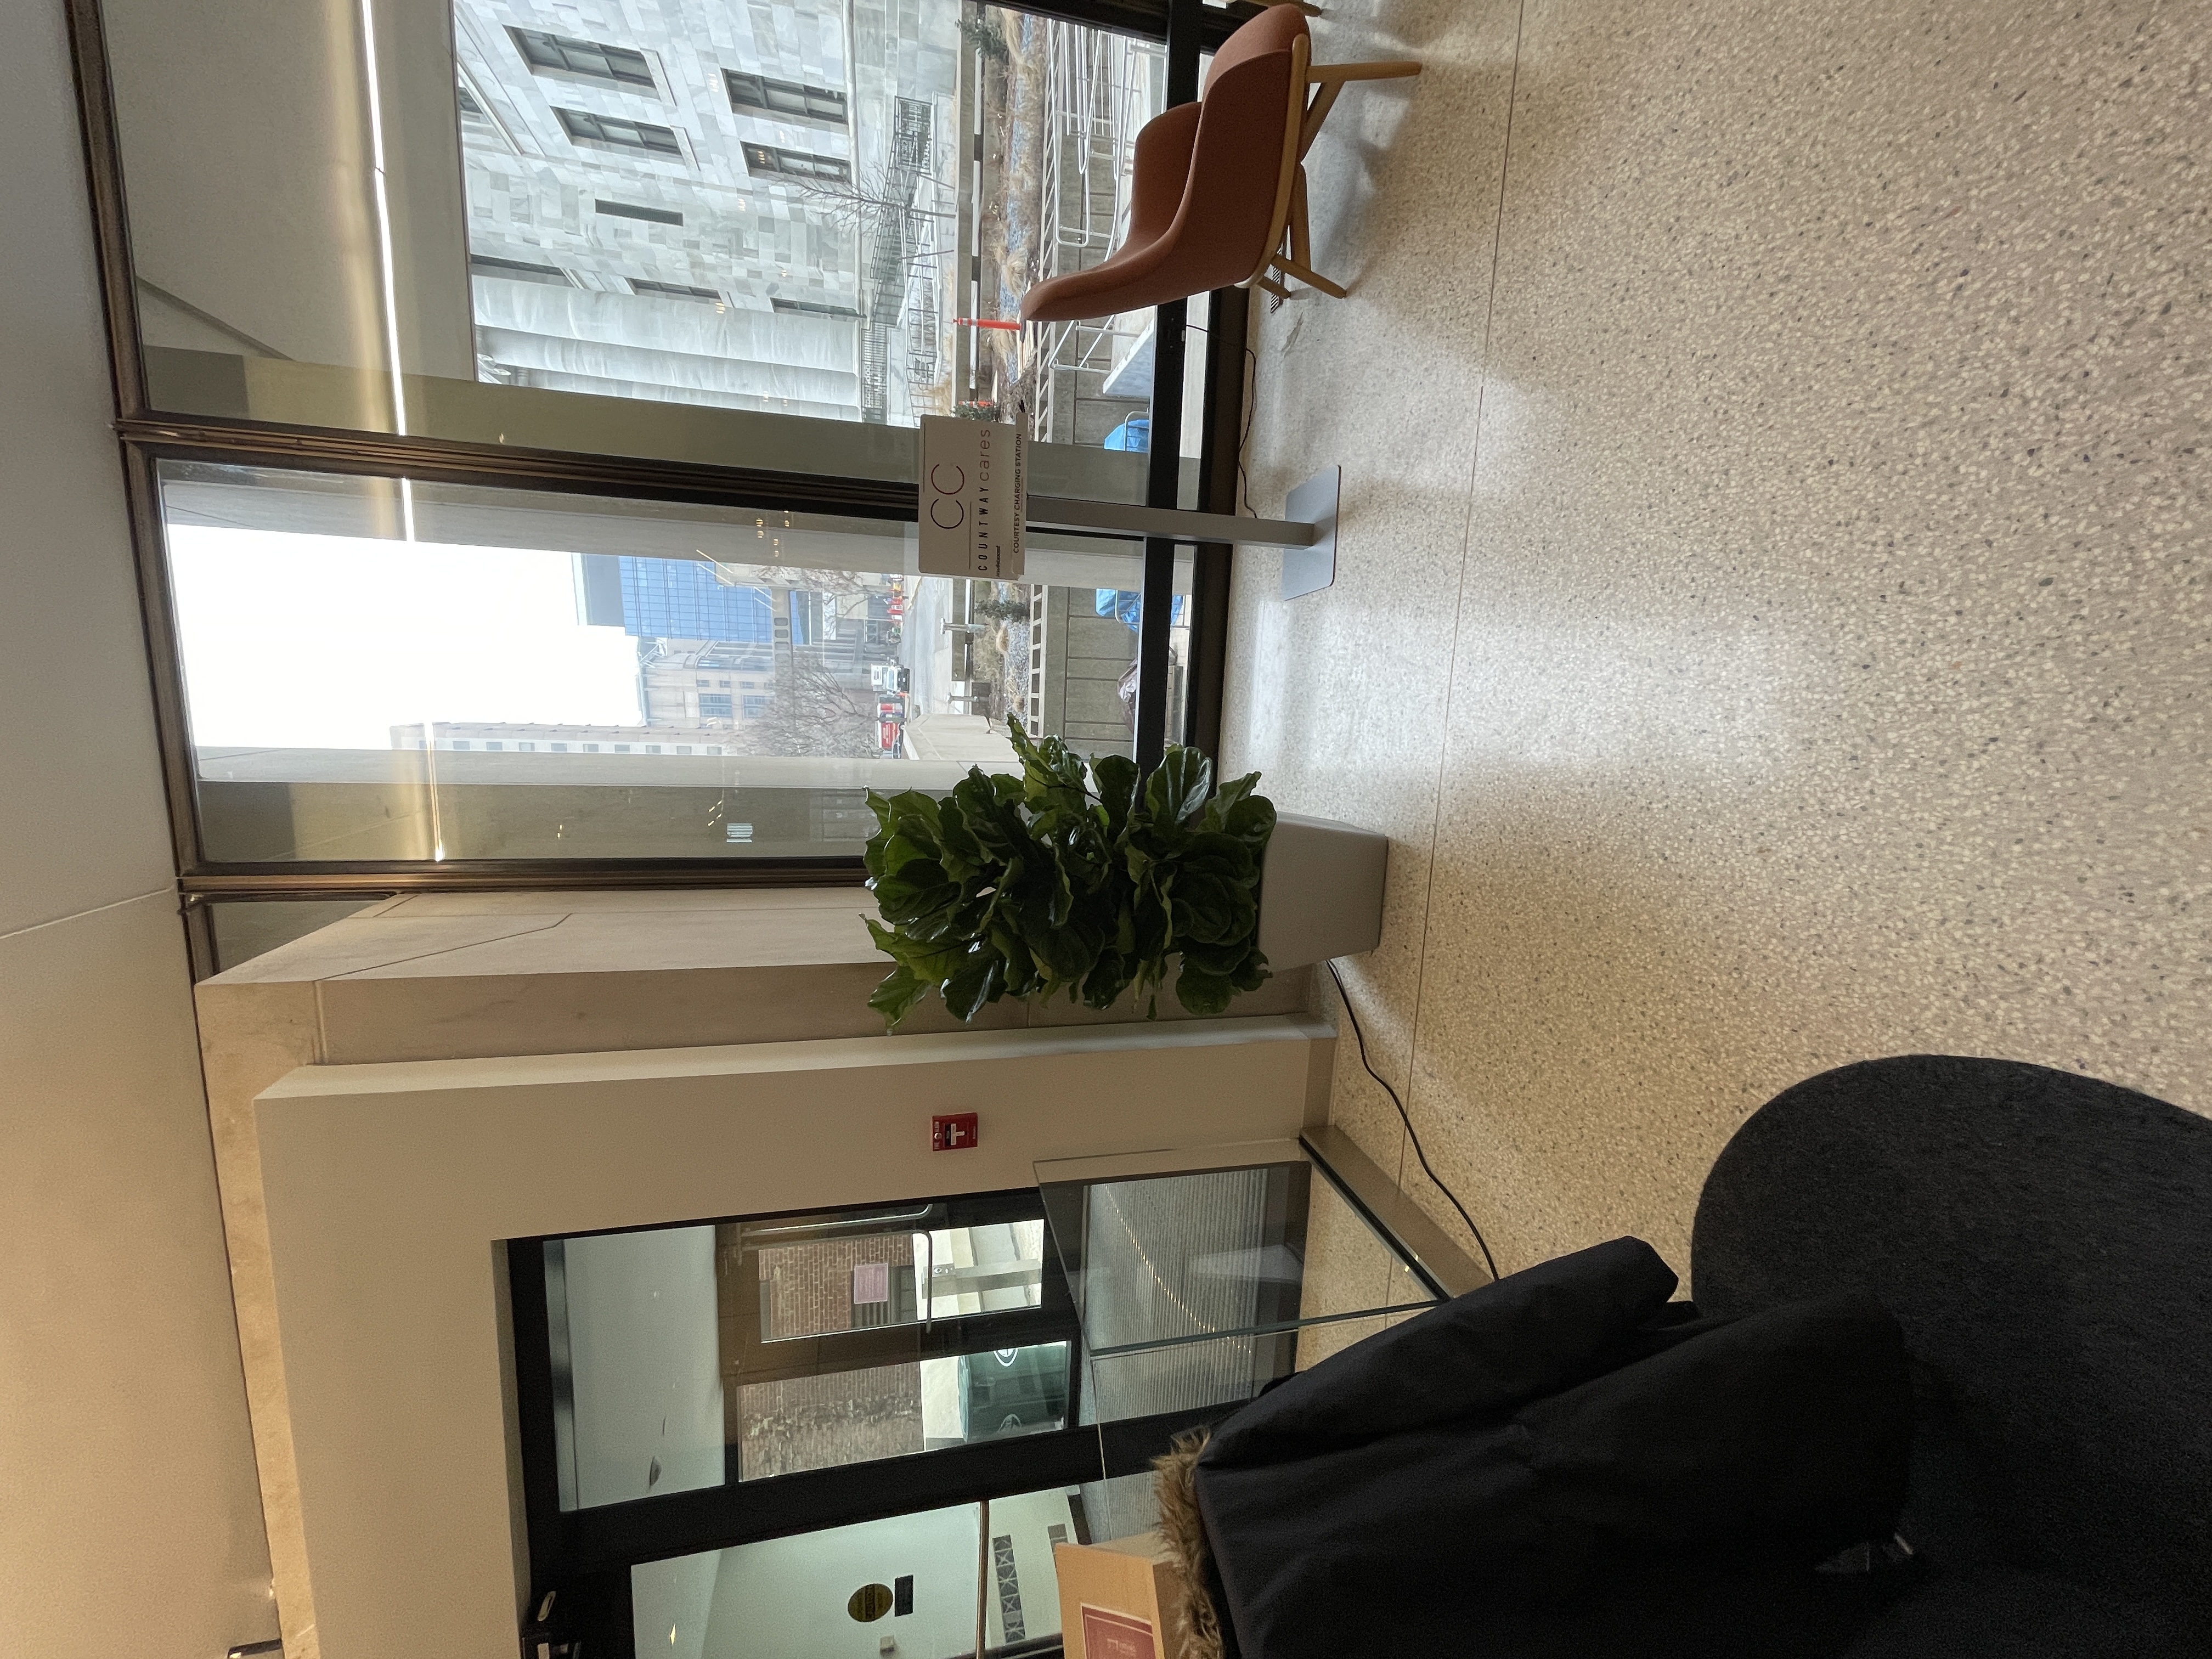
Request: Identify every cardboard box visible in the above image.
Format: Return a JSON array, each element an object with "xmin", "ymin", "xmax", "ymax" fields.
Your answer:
[{"xmin": 1052, "ymin": 1532, "xmax": 1189, "ymax": 1659}]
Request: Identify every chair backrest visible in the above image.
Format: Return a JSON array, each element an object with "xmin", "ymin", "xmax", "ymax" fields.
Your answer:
[
  {"xmin": 1205, "ymin": 2, "xmax": 1306, "ymax": 88},
  {"xmin": 1199, "ymin": 3, "xmax": 1308, "ymax": 284},
  {"xmin": 1691, "ymin": 1054, "xmax": 2212, "ymax": 1640}
]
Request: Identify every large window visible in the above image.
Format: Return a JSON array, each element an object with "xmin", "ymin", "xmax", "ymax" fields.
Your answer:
[
  {"xmin": 555, "ymin": 105, "xmax": 686, "ymax": 157},
  {"xmin": 740, "ymin": 141, "xmax": 854, "ymax": 184},
  {"xmin": 89, "ymin": 0, "xmax": 1250, "ymax": 458},
  {"xmin": 152, "ymin": 459, "xmax": 1188, "ymax": 866},
  {"xmin": 510, "ymin": 26, "xmax": 658, "ymax": 89},
  {"xmin": 726, "ymin": 69, "xmax": 849, "ymax": 128},
  {"xmin": 75, "ymin": 0, "xmax": 1249, "ymax": 934}
]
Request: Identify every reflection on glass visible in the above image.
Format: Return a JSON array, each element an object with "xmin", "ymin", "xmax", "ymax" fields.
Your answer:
[
  {"xmin": 546, "ymin": 1226, "xmax": 726, "ymax": 1511},
  {"xmin": 1040, "ymin": 1160, "xmax": 1441, "ymax": 1424},
  {"xmin": 162, "ymin": 460, "xmax": 1189, "ymax": 861},
  {"xmin": 540, "ymin": 1198, "xmax": 1079, "ymax": 1509},
  {"xmin": 105, "ymin": 0, "xmax": 1190, "ymax": 484},
  {"xmin": 634, "ymin": 1486, "xmax": 1083, "ymax": 1659}
]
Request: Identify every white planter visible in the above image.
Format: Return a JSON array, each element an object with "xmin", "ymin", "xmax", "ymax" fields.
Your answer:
[{"xmin": 1255, "ymin": 812, "xmax": 1389, "ymax": 969}]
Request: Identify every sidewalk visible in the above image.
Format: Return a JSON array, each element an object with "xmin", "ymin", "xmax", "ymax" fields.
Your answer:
[{"xmin": 902, "ymin": 713, "xmax": 1019, "ymax": 769}]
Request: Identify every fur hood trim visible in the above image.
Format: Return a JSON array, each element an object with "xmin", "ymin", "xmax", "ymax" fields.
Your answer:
[{"xmin": 1153, "ymin": 1427, "xmax": 1226, "ymax": 1659}]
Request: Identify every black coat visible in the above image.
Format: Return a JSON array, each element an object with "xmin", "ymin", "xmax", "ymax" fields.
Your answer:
[{"xmin": 1192, "ymin": 1238, "xmax": 1915, "ymax": 1659}]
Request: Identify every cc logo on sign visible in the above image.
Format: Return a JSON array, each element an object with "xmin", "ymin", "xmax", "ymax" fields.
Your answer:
[{"xmin": 928, "ymin": 464, "xmax": 967, "ymax": 529}]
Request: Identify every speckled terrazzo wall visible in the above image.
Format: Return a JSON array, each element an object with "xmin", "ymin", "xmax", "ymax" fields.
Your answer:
[{"xmin": 1223, "ymin": 0, "xmax": 2209, "ymax": 1280}]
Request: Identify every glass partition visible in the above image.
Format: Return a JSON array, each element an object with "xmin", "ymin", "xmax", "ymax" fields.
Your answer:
[
  {"xmin": 99, "ymin": 0, "xmax": 1195, "ymax": 490},
  {"xmin": 157, "ymin": 459, "xmax": 1190, "ymax": 863},
  {"xmin": 1041, "ymin": 1156, "xmax": 1443, "ymax": 1421}
]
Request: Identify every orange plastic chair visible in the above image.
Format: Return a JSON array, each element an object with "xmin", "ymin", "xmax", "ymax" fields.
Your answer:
[{"xmin": 1018, "ymin": 6, "xmax": 1419, "ymax": 324}]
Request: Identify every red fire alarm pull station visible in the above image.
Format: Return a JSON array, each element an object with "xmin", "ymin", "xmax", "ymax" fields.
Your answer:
[{"xmin": 932, "ymin": 1112, "xmax": 979, "ymax": 1151}]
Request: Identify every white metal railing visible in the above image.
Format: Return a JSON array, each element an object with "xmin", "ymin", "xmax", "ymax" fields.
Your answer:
[{"xmin": 1028, "ymin": 22, "xmax": 1164, "ymax": 443}]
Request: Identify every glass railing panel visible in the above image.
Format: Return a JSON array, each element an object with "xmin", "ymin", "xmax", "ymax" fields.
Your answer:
[{"xmin": 1040, "ymin": 1156, "xmax": 1442, "ymax": 1424}]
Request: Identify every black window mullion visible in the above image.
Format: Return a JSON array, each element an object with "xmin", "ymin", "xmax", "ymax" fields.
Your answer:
[
  {"xmin": 552, "ymin": 1425, "xmax": 1107, "ymax": 1576},
  {"xmin": 1131, "ymin": 0, "xmax": 1207, "ymax": 774},
  {"xmin": 733, "ymin": 1302, "xmax": 1077, "ymax": 1385},
  {"xmin": 990, "ymin": 0, "xmax": 1259, "ymax": 51},
  {"xmin": 1184, "ymin": 283, "xmax": 1248, "ymax": 758}
]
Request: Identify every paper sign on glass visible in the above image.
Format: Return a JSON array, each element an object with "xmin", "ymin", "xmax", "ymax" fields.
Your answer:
[
  {"xmin": 851, "ymin": 1261, "xmax": 890, "ymax": 1305},
  {"xmin": 919, "ymin": 414, "xmax": 1025, "ymax": 579},
  {"xmin": 1079, "ymin": 1606, "xmax": 1157, "ymax": 1659}
]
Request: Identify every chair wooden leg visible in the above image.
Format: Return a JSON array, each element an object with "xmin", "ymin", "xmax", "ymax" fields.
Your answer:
[
  {"xmin": 1299, "ymin": 81, "xmax": 1344, "ymax": 157},
  {"xmin": 1252, "ymin": 273, "xmax": 1293, "ymax": 300},
  {"xmin": 1270, "ymin": 252, "xmax": 1348, "ymax": 300},
  {"xmin": 1290, "ymin": 168, "xmax": 1311, "ymax": 268},
  {"xmin": 1302, "ymin": 62, "xmax": 1421, "ymax": 153},
  {"xmin": 1309, "ymin": 60, "xmax": 1424, "ymax": 83}
]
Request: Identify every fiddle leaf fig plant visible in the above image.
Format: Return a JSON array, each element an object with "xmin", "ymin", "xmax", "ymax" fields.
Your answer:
[{"xmin": 862, "ymin": 724, "xmax": 1277, "ymax": 1030}]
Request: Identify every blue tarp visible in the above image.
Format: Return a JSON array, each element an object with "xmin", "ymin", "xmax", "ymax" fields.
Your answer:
[{"xmin": 1095, "ymin": 589, "xmax": 1187, "ymax": 630}]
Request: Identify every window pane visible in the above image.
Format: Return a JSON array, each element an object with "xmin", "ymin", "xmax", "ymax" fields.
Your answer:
[
  {"xmin": 100, "ymin": 0, "xmax": 1190, "ymax": 496},
  {"xmin": 537, "ymin": 1198, "xmax": 1077, "ymax": 1510},
  {"xmin": 160, "ymin": 460, "xmax": 1188, "ymax": 863}
]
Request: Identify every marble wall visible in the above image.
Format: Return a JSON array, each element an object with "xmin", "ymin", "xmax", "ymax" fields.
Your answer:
[{"xmin": 0, "ymin": 3, "xmax": 278, "ymax": 1655}]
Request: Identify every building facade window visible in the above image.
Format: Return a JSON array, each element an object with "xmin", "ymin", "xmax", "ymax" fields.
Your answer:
[
  {"xmin": 557, "ymin": 108, "xmax": 684, "ymax": 159},
  {"xmin": 470, "ymin": 253, "xmax": 573, "ymax": 286},
  {"xmin": 510, "ymin": 27, "xmax": 656, "ymax": 90},
  {"xmin": 770, "ymin": 296, "xmax": 861, "ymax": 319},
  {"xmin": 725, "ymin": 71, "xmax": 848, "ymax": 128},
  {"xmin": 595, "ymin": 199, "xmax": 684, "ymax": 226},
  {"xmin": 742, "ymin": 695, "xmax": 771, "ymax": 719},
  {"xmin": 633, "ymin": 279, "xmax": 722, "ymax": 302},
  {"xmin": 741, "ymin": 143, "xmax": 851, "ymax": 184},
  {"xmin": 698, "ymin": 693, "xmax": 735, "ymax": 720}
]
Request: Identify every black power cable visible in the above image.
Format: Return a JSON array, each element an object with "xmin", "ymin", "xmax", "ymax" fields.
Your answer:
[{"xmin": 1327, "ymin": 959, "xmax": 1501, "ymax": 1283}]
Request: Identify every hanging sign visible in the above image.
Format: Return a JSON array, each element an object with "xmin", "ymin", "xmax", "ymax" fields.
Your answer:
[{"xmin": 918, "ymin": 414, "xmax": 1026, "ymax": 579}]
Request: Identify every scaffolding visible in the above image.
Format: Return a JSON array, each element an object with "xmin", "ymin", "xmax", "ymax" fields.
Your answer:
[{"xmin": 861, "ymin": 98, "xmax": 942, "ymax": 423}]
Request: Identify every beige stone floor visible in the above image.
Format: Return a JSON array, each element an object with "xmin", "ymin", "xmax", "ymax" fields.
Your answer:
[{"xmin": 1223, "ymin": 0, "xmax": 2210, "ymax": 1283}]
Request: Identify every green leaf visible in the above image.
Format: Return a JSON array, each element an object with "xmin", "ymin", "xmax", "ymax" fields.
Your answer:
[
  {"xmin": 1143, "ymin": 745, "xmax": 1214, "ymax": 828},
  {"xmin": 1093, "ymin": 754, "xmax": 1140, "ymax": 839},
  {"xmin": 1173, "ymin": 960, "xmax": 1236, "ymax": 1017},
  {"xmin": 1223, "ymin": 789, "xmax": 1277, "ymax": 850},
  {"xmin": 868, "ymin": 963, "xmax": 932, "ymax": 1030},
  {"xmin": 943, "ymin": 949, "xmax": 1005, "ymax": 1022}
]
